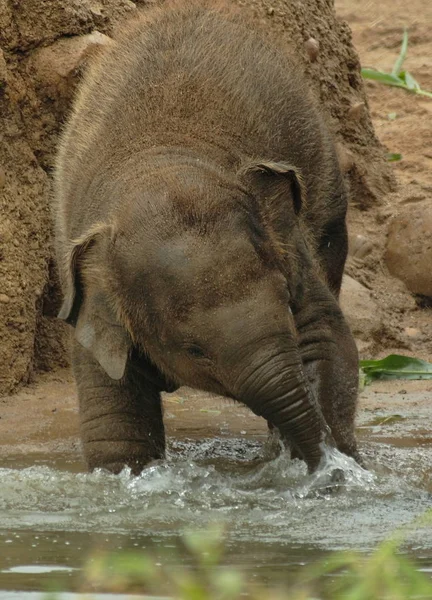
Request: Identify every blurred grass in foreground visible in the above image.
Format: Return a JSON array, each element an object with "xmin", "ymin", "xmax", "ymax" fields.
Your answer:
[{"xmin": 45, "ymin": 511, "xmax": 432, "ymax": 600}]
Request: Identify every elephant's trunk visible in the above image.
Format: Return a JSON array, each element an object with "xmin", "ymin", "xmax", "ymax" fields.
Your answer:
[{"xmin": 230, "ymin": 338, "xmax": 334, "ymax": 472}]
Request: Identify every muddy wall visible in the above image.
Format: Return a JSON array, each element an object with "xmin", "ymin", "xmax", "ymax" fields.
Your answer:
[{"xmin": 0, "ymin": 0, "xmax": 395, "ymax": 395}]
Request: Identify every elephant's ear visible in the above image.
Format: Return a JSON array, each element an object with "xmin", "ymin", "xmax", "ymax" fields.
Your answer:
[
  {"xmin": 239, "ymin": 160, "xmax": 306, "ymax": 218},
  {"xmin": 74, "ymin": 289, "xmax": 130, "ymax": 380},
  {"xmin": 58, "ymin": 223, "xmax": 109, "ymax": 325},
  {"xmin": 58, "ymin": 224, "xmax": 130, "ymax": 380}
]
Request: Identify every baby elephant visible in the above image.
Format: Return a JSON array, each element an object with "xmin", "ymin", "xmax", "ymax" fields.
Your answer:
[{"xmin": 54, "ymin": 1, "xmax": 361, "ymax": 475}]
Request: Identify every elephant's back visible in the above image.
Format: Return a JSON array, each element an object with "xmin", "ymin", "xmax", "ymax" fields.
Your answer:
[{"xmin": 55, "ymin": 2, "xmax": 341, "ymax": 250}]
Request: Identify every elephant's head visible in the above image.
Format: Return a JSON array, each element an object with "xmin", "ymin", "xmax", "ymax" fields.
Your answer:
[{"xmin": 58, "ymin": 156, "xmax": 349, "ymax": 473}]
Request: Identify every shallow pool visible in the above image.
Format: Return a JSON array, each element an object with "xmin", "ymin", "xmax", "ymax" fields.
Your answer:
[{"xmin": 0, "ymin": 417, "xmax": 431, "ymax": 599}]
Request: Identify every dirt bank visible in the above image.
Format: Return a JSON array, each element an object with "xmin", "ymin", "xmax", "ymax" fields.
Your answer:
[{"xmin": 336, "ymin": 0, "xmax": 432, "ymax": 360}]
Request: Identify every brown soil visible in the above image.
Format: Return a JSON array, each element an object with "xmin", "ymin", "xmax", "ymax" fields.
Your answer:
[
  {"xmin": 0, "ymin": 0, "xmax": 137, "ymax": 395},
  {"xmin": 336, "ymin": 0, "xmax": 432, "ymax": 361}
]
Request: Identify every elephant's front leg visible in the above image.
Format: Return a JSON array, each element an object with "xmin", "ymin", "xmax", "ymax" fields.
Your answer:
[
  {"xmin": 72, "ymin": 340, "xmax": 165, "ymax": 474},
  {"xmin": 295, "ymin": 300, "xmax": 361, "ymax": 463}
]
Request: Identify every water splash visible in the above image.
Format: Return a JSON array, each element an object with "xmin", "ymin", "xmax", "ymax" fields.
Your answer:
[
  {"xmin": 298, "ymin": 446, "xmax": 376, "ymax": 498},
  {"xmin": 0, "ymin": 437, "xmax": 430, "ymax": 550}
]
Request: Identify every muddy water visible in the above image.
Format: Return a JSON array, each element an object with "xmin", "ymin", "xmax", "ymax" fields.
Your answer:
[{"xmin": 0, "ymin": 399, "xmax": 432, "ymax": 599}]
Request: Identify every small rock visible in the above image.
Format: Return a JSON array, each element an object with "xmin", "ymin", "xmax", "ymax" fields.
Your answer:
[
  {"xmin": 347, "ymin": 101, "xmax": 365, "ymax": 120},
  {"xmin": 267, "ymin": 7, "xmax": 275, "ymax": 16},
  {"xmin": 335, "ymin": 142, "xmax": 355, "ymax": 174},
  {"xmin": 305, "ymin": 37, "xmax": 320, "ymax": 62},
  {"xmin": 90, "ymin": 6, "xmax": 103, "ymax": 18},
  {"xmin": 0, "ymin": 294, "xmax": 10, "ymax": 303},
  {"xmin": 340, "ymin": 275, "xmax": 383, "ymax": 340},
  {"xmin": 385, "ymin": 205, "xmax": 432, "ymax": 297},
  {"xmin": 348, "ymin": 233, "xmax": 375, "ymax": 259},
  {"xmin": 31, "ymin": 31, "xmax": 113, "ymax": 98}
]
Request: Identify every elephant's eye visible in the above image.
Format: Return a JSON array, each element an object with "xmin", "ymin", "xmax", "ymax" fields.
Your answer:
[{"xmin": 185, "ymin": 344, "xmax": 207, "ymax": 359}]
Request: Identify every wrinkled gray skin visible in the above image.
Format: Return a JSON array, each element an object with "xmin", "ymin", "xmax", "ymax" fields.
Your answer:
[{"xmin": 54, "ymin": 3, "xmax": 360, "ymax": 476}]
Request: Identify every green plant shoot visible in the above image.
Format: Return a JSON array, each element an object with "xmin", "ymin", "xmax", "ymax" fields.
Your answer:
[
  {"xmin": 361, "ymin": 29, "xmax": 432, "ymax": 98},
  {"xmin": 360, "ymin": 354, "xmax": 432, "ymax": 385}
]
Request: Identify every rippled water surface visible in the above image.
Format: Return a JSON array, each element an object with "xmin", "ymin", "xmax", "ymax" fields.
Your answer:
[{"xmin": 1, "ymin": 431, "xmax": 431, "ymax": 598}]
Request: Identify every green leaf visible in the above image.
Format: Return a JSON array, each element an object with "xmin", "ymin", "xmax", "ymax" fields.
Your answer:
[
  {"xmin": 404, "ymin": 71, "xmax": 421, "ymax": 90},
  {"xmin": 387, "ymin": 112, "xmax": 398, "ymax": 120},
  {"xmin": 392, "ymin": 28, "xmax": 408, "ymax": 76},
  {"xmin": 361, "ymin": 29, "xmax": 432, "ymax": 99},
  {"xmin": 360, "ymin": 354, "xmax": 432, "ymax": 384},
  {"xmin": 398, "ymin": 70, "xmax": 421, "ymax": 90},
  {"xmin": 386, "ymin": 152, "xmax": 402, "ymax": 161},
  {"xmin": 416, "ymin": 88, "xmax": 432, "ymax": 98},
  {"xmin": 361, "ymin": 68, "xmax": 405, "ymax": 88}
]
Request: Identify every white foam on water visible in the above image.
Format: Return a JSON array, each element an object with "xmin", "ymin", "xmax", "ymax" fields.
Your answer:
[
  {"xmin": 2, "ymin": 566, "xmax": 76, "ymax": 574},
  {"xmin": 297, "ymin": 446, "xmax": 376, "ymax": 497},
  {"xmin": 0, "ymin": 437, "xmax": 430, "ymax": 550}
]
